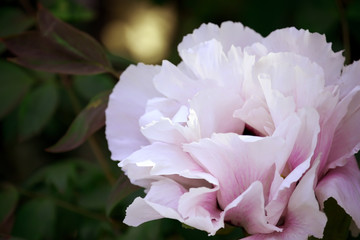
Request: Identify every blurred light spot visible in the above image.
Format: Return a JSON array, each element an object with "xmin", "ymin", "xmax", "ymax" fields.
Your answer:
[{"xmin": 101, "ymin": 1, "xmax": 176, "ymax": 64}]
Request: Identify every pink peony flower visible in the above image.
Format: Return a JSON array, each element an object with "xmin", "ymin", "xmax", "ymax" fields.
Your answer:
[{"xmin": 105, "ymin": 22, "xmax": 360, "ymax": 239}]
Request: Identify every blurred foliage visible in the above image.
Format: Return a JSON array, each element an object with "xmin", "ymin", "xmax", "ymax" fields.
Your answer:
[{"xmin": 0, "ymin": 0, "xmax": 359, "ymax": 240}]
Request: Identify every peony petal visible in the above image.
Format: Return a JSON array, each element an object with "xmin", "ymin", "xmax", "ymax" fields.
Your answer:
[
  {"xmin": 188, "ymin": 88, "xmax": 244, "ymax": 138},
  {"xmin": 246, "ymin": 159, "xmax": 327, "ymax": 240},
  {"xmin": 120, "ymin": 142, "xmax": 217, "ymax": 188},
  {"xmin": 178, "ymin": 187, "xmax": 223, "ymax": 235},
  {"xmin": 233, "ymin": 95, "xmax": 274, "ymax": 136},
  {"xmin": 178, "ymin": 21, "xmax": 262, "ymax": 53},
  {"xmin": 338, "ymin": 60, "xmax": 360, "ymax": 99},
  {"xmin": 316, "ymin": 156, "xmax": 360, "ymax": 229},
  {"xmin": 256, "ymin": 52, "xmax": 325, "ymax": 110},
  {"xmin": 223, "ymin": 181, "xmax": 281, "ymax": 234},
  {"xmin": 124, "ymin": 179, "xmax": 185, "ymax": 226},
  {"xmin": 263, "ymin": 27, "xmax": 344, "ymax": 85},
  {"xmin": 153, "ymin": 60, "xmax": 201, "ymax": 104},
  {"xmin": 106, "ymin": 63, "xmax": 161, "ymax": 160},
  {"xmin": 326, "ymin": 86, "xmax": 360, "ymax": 169},
  {"xmin": 184, "ymin": 133, "xmax": 286, "ymax": 208},
  {"xmin": 179, "ymin": 39, "xmax": 228, "ymax": 84}
]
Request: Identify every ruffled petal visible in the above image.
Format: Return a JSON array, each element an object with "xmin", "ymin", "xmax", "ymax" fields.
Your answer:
[
  {"xmin": 256, "ymin": 52, "xmax": 325, "ymax": 110},
  {"xmin": 120, "ymin": 142, "xmax": 217, "ymax": 188},
  {"xmin": 263, "ymin": 27, "xmax": 344, "ymax": 86},
  {"xmin": 338, "ymin": 60, "xmax": 360, "ymax": 99},
  {"xmin": 188, "ymin": 88, "xmax": 244, "ymax": 138},
  {"xmin": 316, "ymin": 156, "xmax": 360, "ymax": 229},
  {"xmin": 184, "ymin": 133, "xmax": 286, "ymax": 208},
  {"xmin": 178, "ymin": 21, "xmax": 262, "ymax": 53},
  {"xmin": 245, "ymin": 160, "xmax": 327, "ymax": 240},
  {"xmin": 153, "ymin": 60, "xmax": 200, "ymax": 104},
  {"xmin": 223, "ymin": 181, "xmax": 281, "ymax": 234},
  {"xmin": 124, "ymin": 179, "xmax": 185, "ymax": 226},
  {"xmin": 106, "ymin": 63, "xmax": 161, "ymax": 160},
  {"xmin": 178, "ymin": 187, "xmax": 223, "ymax": 235},
  {"xmin": 326, "ymin": 86, "xmax": 360, "ymax": 169}
]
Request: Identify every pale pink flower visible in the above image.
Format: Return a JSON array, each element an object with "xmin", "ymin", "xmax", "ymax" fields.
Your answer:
[{"xmin": 105, "ymin": 22, "xmax": 360, "ymax": 239}]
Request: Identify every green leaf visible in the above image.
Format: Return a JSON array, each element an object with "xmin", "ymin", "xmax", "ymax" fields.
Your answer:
[
  {"xmin": 0, "ymin": 184, "xmax": 18, "ymax": 224},
  {"xmin": 0, "ymin": 7, "xmax": 34, "ymax": 37},
  {"xmin": 46, "ymin": 90, "xmax": 109, "ymax": 152},
  {"xmin": 17, "ymin": 81, "xmax": 58, "ymax": 141},
  {"xmin": 119, "ymin": 220, "xmax": 162, "ymax": 240},
  {"xmin": 106, "ymin": 174, "xmax": 139, "ymax": 217},
  {"xmin": 44, "ymin": 0, "xmax": 95, "ymax": 22},
  {"xmin": 12, "ymin": 198, "xmax": 56, "ymax": 240},
  {"xmin": 74, "ymin": 74, "xmax": 114, "ymax": 101},
  {"xmin": 44, "ymin": 162, "xmax": 77, "ymax": 193},
  {"xmin": 310, "ymin": 197, "xmax": 352, "ymax": 240},
  {"xmin": 0, "ymin": 60, "xmax": 33, "ymax": 119}
]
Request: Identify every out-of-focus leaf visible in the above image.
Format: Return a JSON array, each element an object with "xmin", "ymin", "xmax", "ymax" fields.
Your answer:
[
  {"xmin": 37, "ymin": 6, "xmax": 112, "ymax": 72},
  {"xmin": 2, "ymin": 6, "xmax": 115, "ymax": 75},
  {"xmin": 310, "ymin": 197, "xmax": 351, "ymax": 240},
  {"xmin": 0, "ymin": 60, "xmax": 33, "ymax": 119},
  {"xmin": 12, "ymin": 198, "xmax": 56, "ymax": 240},
  {"xmin": 17, "ymin": 81, "xmax": 58, "ymax": 141},
  {"xmin": 3, "ymin": 32, "xmax": 110, "ymax": 75},
  {"xmin": 0, "ymin": 7, "xmax": 34, "ymax": 37},
  {"xmin": 44, "ymin": 162, "xmax": 77, "ymax": 193},
  {"xmin": 46, "ymin": 91, "xmax": 109, "ymax": 152},
  {"xmin": 106, "ymin": 174, "xmax": 139, "ymax": 217},
  {"xmin": 24, "ymin": 159, "xmax": 104, "ymax": 193},
  {"xmin": 74, "ymin": 74, "xmax": 114, "ymax": 101},
  {"xmin": 46, "ymin": 0, "xmax": 95, "ymax": 22},
  {"xmin": 0, "ymin": 184, "xmax": 18, "ymax": 224},
  {"xmin": 78, "ymin": 183, "xmax": 111, "ymax": 210},
  {"xmin": 119, "ymin": 221, "xmax": 162, "ymax": 240}
]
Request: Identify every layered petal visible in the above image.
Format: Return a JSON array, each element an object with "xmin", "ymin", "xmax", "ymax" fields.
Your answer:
[
  {"xmin": 106, "ymin": 63, "xmax": 161, "ymax": 160},
  {"xmin": 263, "ymin": 27, "xmax": 344, "ymax": 85},
  {"xmin": 316, "ymin": 156, "xmax": 360, "ymax": 229},
  {"xmin": 246, "ymin": 160, "xmax": 327, "ymax": 240},
  {"xmin": 184, "ymin": 133, "xmax": 287, "ymax": 208},
  {"xmin": 124, "ymin": 179, "xmax": 185, "ymax": 226},
  {"xmin": 178, "ymin": 21, "xmax": 262, "ymax": 53},
  {"xmin": 120, "ymin": 142, "xmax": 217, "ymax": 188}
]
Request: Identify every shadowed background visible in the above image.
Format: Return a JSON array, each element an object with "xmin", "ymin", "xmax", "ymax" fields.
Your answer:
[{"xmin": 0, "ymin": 0, "xmax": 360, "ymax": 239}]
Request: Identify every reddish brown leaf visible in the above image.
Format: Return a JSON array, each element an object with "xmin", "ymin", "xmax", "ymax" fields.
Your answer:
[{"xmin": 2, "ymin": 6, "xmax": 115, "ymax": 75}]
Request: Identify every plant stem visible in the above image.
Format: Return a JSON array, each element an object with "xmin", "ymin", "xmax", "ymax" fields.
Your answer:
[
  {"xmin": 88, "ymin": 135, "xmax": 116, "ymax": 184},
  {"xmin": 337, "ymin": 0, "xmax": 351, "ymax": 64},
  {"xmin": 60, "ymin": 75, "xmax": 116, "ymax": 185}
]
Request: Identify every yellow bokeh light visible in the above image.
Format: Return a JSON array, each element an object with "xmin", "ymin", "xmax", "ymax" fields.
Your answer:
[{"xmin": 101, "ymin": 1, "xmax": 177, "ymax": 64}]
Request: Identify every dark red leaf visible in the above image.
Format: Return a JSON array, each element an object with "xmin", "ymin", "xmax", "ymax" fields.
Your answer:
[
  {"xmin": 37, "ymin": 6, "xmax": 111, "ymax": 69},
  {"xmin": 1, "ymin": 6, "xmax": 115, "ymax": 75},
  {"xmin": 46, "ymin": 91, "xmax": 110, "ymax": 152}
]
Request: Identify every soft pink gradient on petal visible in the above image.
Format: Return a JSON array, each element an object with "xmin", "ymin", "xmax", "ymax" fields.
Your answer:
[
  {"xmin": 184, "ymin": 133, "xmax": 286, "ymax": 208},
  {"xmin": 120, "ymin": 142, "xmax": 217, "ymax": 188},
  {"xmin": 223, "ymin": 181, "xmax": 281, "ymax": 234},
  {"xmin": 124, "ymin": 179, "xmax": 186, "ymax": 226},
  {"xmin": 326, "ymin": 87, "xmax": 360, "ymax": 170},
  {"xmin": 338, "ymin": 60, "xmax": 360, "ymax": 99},
  {"xmin": 316, "ymin": 156, "xmax": 360, "ymax": 229},
  {"xmin": 178, "ymin": 21, "xmax": 262, "ymax": 53},
  {"xmin": 188, "ymin": 88, "xmax": 244, "ymax": 138},
  {"xmin": 245, "ymin": 160, "xmax": 327, "ymax": 240},
  {"xmin": 106, "ymin": 63, "xmax": 161, "ymax": 160},
  {"xmin": 178, "ymin": 187, "xmax": 223, "ymax": 235},
  {"xmin": 263, "ymin": 27, "xmax": 344, "ymax": 85},
  {"xmin": 153, "ymin": 60, "xmax": 200, "ymax": 104}
]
